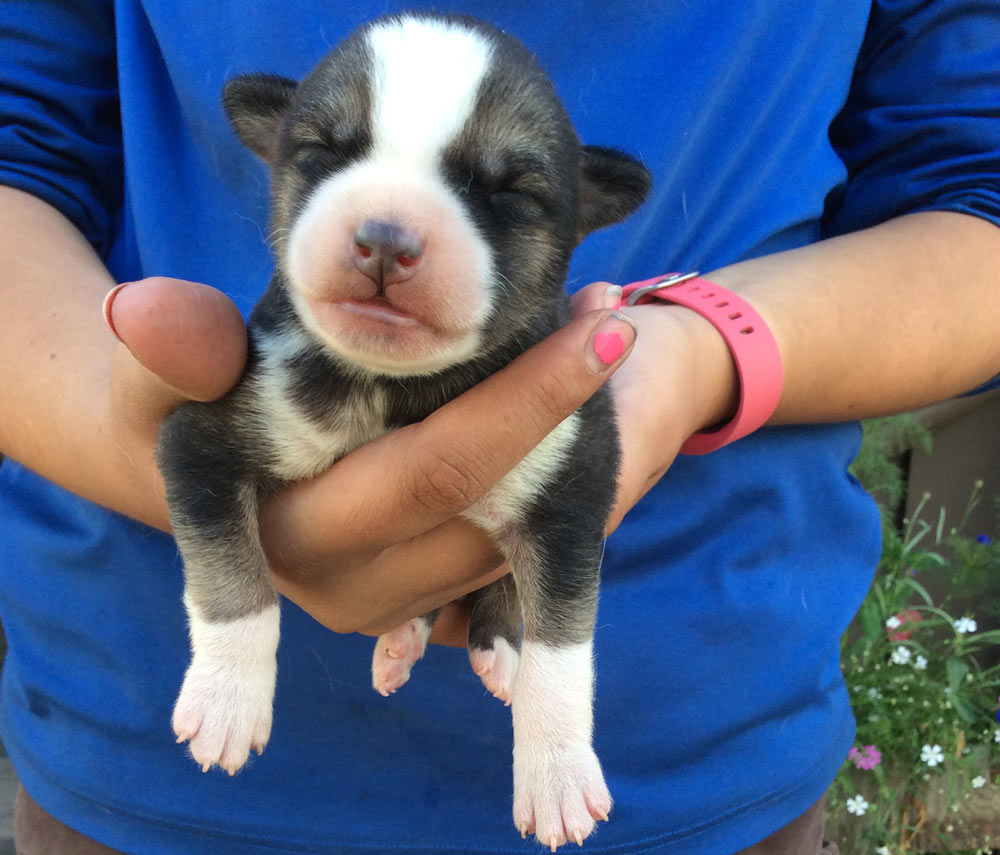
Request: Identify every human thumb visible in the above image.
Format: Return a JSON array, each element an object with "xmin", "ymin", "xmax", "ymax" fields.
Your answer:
[{"xmin": 105, "ymin": 277, "xmax": 247, "ymax": 428}]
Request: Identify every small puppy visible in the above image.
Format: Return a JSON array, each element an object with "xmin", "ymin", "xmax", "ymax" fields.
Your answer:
[{"xmin": 158, "ymin": 13, "xmax": 650, "ymax": 850}]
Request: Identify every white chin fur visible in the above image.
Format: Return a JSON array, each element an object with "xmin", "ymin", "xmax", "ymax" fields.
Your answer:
[{"xmin": 289, "ymin": 287, "xmax": 484, "ymax": 377}]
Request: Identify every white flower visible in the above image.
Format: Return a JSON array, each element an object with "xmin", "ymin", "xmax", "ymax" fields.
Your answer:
[
  {"xmin": 955, "ymin": 617, "xmax": 978, "ymax": 634},
  {"xmin": 876, "ymin": 847, "xmax": 891, "ymax": 855},
  {"xmin": 867, "ymin": 687, "xmax": 883, "ymax": 700},
  {"xmin": 972, "ymin": 776, "xmax": 986, "ymax": 789},
  {"xmin": 995, "ymin": 729, "xmax": 1000, "ymax": 744},
  {"xmin": 846, "ymin": 795, "xmax": 869, "ymax": 816},
  {"xmin": 891, "ymin": 646, "xmax": 912, "ymax": 665},
  {"xmin": 886, "ymin": 616, "xmax": 902, "ymax": 630},
  {"xmin": 921, "ymin": 744, "xmax": 945, "ymax": 767}
]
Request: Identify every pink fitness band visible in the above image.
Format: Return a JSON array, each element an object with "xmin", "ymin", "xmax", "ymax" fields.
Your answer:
[{"xmin": 617, "ymin": 272, "xmax": 783, "ymax": 455}]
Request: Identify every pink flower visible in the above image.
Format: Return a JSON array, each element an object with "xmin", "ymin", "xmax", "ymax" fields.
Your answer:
[
  {"xmin": 848, "ymin": 745, "xmax": 882, "ymax": 771},
  {"xmin": 888, "ymin": 609, "xmax": 922, "ymax": 641}
]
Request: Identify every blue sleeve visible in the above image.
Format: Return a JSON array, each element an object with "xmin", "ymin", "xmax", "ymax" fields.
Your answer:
[
  {"xmin": 0, "ymin": 0, "xmax": 122, "ymax": 254},
  {"xmin": 823, "ymin": 0, "xmax": 1000, "ymax": 236}
]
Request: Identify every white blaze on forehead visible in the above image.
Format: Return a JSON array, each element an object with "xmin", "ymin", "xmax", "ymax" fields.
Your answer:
[{"xmin": 366, "ymin": 17, "xmax": 493, "ymax": 163}]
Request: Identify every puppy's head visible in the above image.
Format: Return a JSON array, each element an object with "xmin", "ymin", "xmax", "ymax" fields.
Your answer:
[{"xmin": 225, "ymin": 14, "xmax": 650, "ymax": 376}]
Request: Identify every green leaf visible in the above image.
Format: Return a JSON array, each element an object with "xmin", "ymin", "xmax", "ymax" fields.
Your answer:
[
  {"xmin": 903, "ymin": 521, "xmax": 932, "ymax": 555},
  {"xmin": 859, "ymin": 597, "xmax": 883, "ymax": 643},
  {"xmin": 946, "ymin": 656, "xmax": 968, "ymax": 693},
  {"xmin": 949, "ymin": 691, "xmax": 977, "ymax": 724},
  {"xmin": 911, "ymin": 550, "xmax": 948, "ymax": 569},
  {"xmin": 902, "ymin": 577, "xmax": 935, "ymax": 606}
]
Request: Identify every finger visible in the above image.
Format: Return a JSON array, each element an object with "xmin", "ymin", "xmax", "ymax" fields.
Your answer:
[
  {"xmin": 105, "ymin": 277, "xmax": 248, "ymax": 411},
  {"xmin": 261, "ymin": 308, "xmax": 637, "ymax": 568},
  {"xmin": 569, "ymin": 281, "xmax": 621, "ymax": 317}
]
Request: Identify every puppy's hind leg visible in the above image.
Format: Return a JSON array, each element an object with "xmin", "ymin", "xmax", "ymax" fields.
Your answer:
[
  {"xmin": 466, "ymin": 574, "xmax": 521, "ymax": 705},
  {"xmin": 371, "ymin": 610, "xmax": 438, "ymax": 696}
]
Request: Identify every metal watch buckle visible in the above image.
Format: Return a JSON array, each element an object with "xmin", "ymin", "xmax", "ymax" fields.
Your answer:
[{"xmin": 624, "ymin": 271, "xmax": 701, "ymax": 306}]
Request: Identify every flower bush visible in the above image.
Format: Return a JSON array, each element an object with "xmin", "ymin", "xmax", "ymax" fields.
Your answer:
[{"xmin": 826, "ymin": 418, "xmax": 1000, "ymax": 854}]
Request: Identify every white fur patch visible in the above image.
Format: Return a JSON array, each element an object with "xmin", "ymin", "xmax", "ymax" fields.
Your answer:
[
  {"xmin": 367, "ymin": 17, "xmax": 493, "ymax": 165},
  {"xmin": 253, "ymin": 331, "xmax": 388, "ymax": 480},
  {"xmin": 172, "ymin": 602, "xmax": 281, "ymax": 775},
  {"xmin": 511, "ymin": 640, "xmax": 611, "ymax": 849},
  {"xmin": 463, "ymin": 412, "xmax": 580, "ymax": 534}
]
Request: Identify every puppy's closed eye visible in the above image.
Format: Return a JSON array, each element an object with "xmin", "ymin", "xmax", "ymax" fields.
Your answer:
[
  {"xmin": 288, "ymin": 130, "xmax": 370, "ymax": 174},
  {"xmin": 490, "ymin": 184, "xmax": 550, "ymax": 224}
]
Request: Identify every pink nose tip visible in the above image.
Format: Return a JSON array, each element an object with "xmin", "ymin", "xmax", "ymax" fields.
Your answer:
[{"xmin": 353, "ymin": 220, "xmax": 424, "ymax": 287}]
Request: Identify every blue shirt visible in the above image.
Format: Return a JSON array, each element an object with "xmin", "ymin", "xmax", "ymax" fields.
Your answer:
[{"xmin": 1, "ymin": 2, "xmax": 998, "ymax": 853}]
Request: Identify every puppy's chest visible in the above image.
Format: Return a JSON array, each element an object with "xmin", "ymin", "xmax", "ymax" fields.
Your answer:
[
  {"xmin": 252, "ymin": 361, "xmax": 389, "ymax": 482},
  {"xmin": 250, "ymin": 340, "xmax": 580, "ymax": 529}
]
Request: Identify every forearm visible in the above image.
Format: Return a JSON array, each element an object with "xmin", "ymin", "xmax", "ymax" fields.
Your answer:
[
  {"xmin": 701, "ymin": 211, "xmax": 1000, "ymax": 426},
  {"xmin": 0, "ymin": 186, "xmax": 170, "ymax": 528}
]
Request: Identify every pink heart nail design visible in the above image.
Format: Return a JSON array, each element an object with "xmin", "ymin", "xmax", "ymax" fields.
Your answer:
[{"xmin": 593, "ymin": 331, "xmax": 625, "ymax": 365}]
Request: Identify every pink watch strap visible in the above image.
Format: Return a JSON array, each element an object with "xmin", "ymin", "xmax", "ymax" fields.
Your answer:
[{"xmin": 617, "ymin": 273, "xmax": 783, "ymax": 455}]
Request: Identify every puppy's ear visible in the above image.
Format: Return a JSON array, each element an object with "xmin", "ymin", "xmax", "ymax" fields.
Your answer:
[
  {"xmin": 222, "ymin": 73, "xmax": 298, "ymax": 162},
  {"xmin": 576, "ymin": 146, "xmax": 652, "ymax": 241}
]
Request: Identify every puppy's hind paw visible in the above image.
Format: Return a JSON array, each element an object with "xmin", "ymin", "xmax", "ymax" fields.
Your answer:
[
  {"xmin": 469, "ymin": 637, "xmax": 519, "ymax": 705},
  {"xmin": 372, "ymin": 617, "xmax": 431, "ymax": 696}
]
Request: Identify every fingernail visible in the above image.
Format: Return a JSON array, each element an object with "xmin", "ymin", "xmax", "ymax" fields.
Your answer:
[
  {"xmin": 586, "ymin": 312, "xmax": 636, "ymax": 373},
  {"xmin": 602, "ymin": 285, "xmax": 623, "ymax": 311},
  {"xmin": 102, "ymin": 282, "xmax": 131, "ymax": 342}
]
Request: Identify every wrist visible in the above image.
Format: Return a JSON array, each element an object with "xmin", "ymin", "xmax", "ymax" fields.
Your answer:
[
  {"xmin": 619, "ymin": 273, "xmax": 782, "ymax": 453},
  {"xmin": 676, "ymin": 305, "xmax": 742, "ymax": 435},
  {"xmin": 618, "ymin": 301, "xmax": 738, "ymax": 440}
]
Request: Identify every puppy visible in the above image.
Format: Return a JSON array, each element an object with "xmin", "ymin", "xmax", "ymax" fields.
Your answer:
[{"xmin": 158, "ymin": 13, "xmax": 650, "ymax": 850}]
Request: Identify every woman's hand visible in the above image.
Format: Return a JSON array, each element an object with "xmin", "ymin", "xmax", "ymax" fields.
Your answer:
[
  {"xmin": 107, "ymin": 277, "xmax": 639, "ymax": 642},
  {"xmin": 570, "ymin": 282, "xmax": 739, "ymax": 533}
]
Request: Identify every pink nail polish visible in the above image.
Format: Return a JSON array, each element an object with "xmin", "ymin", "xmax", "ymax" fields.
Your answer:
[
  {"xmin": 593, "ymin": 331, "xmax": 625, "ymax": 365},
  {"xmin": 102, "ymin": 283, "xmax": 130, "ymax": 342}
]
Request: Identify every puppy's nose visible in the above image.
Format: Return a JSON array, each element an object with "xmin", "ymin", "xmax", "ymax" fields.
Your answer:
[{"xmin": 353, "ymin": 220, "xmax": 424, "ymax": 287}]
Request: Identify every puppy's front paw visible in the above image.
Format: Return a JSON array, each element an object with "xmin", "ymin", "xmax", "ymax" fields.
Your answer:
[
  {"xmin": 173, "ymin": 604, "xmax": 280, "ymax": 775},
  {"xmin": 469, "ymin": 637, "xmax": 519, "ymax": 705},
  {"xmin": 372, "ymin": 617, "xmax": 431, "ymax": 696},
  {"xmin": 513, "ymin": 741, "xmax": 611, "ymax": 851},
  {"xmin": 172, "ymin": 654, "xmax": 276, "ymax": 775}
]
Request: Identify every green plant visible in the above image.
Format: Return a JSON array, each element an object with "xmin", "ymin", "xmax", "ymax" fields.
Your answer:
[
  {"xmin": 850, "ymin": 415, "xmax": 933, "ymax": 523},
  {"xmin": 829, "ymin": 420, "xmax": 1000, "ymax": 854}
]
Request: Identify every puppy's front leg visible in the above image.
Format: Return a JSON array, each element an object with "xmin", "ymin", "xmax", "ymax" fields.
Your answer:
[
  {"xmin": 159, "ymin": 407, "xmax": 280, "ymax": 775},
  {"xmin": 502, "ymin": 519, "xmax": 611, "ymax": 851}
]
